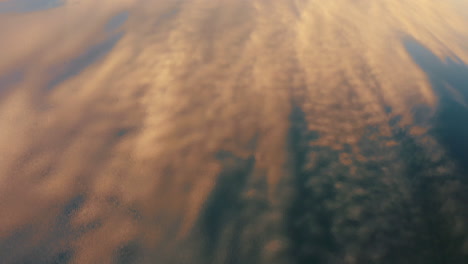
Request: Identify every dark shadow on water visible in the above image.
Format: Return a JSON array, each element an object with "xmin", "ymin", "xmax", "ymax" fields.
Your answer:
[
  {"xmin": 389, "ymin": 117, "xmax": 465, "ymax": 263},
  {"xmin": 286, "ymin": 103, "xmax": 339, "ymax": 264},
  {"xmin": 286, "ymin": 100, "xmax": 468, "ymax": 263},
  {"xmin": 47, "ymin": 32, "xmax": 124, "ymax": 90},
  {"xmin": 0, "ymin": 231, "xmax": 74, "ymax": 264},
  {"xmin": 404, "ymin": 37, "xmax": 468, "ymax": 173},
  {"xmin": 48, "ymin": 250, "xmax": 73, "ymax": 264},
  {"xmin": 59, "ymin": 194, "xmax": 86, "ymax": 224},
  {"xmin": 0, "ymin": 226, "xmax": 34, "ymax": 263},
  {"xmin": 0, "ymin": 0, "xmax": 64, "ymax": 14},
  {"xmin": 116, "ymin": 128, "xmax": 131, "ymax": 138},
  {"xmin": 0, "ymin": 195, "xmax": 88, "ymax": 263},
  {"xmin": 115, "ymin": 241, "xmax": 142, "ymax": 264},
  {"xmin": 198, "ymin": 151, "xmax": 255, "ymax": 263}
]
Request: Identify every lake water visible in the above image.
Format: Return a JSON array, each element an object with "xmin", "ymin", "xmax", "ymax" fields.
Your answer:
[{"xmin": 0, "ymin": 1, "xmax": 467, "ymax": 263}]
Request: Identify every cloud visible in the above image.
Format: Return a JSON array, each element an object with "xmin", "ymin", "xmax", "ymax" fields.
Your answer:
[{"xmin": 0, "ymin": 0, "xmax": 468, "ymax": 263}]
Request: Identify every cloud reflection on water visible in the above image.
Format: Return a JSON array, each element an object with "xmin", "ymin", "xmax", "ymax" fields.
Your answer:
[{"xmin": 0, "ymin": 0, "xmax": 468, "ymax": 263}]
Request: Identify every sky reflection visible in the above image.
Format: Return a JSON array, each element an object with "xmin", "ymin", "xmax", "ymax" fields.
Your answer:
[{"xmin": 0, "ymin": 0, "xmax": 64, "ymax": 14}]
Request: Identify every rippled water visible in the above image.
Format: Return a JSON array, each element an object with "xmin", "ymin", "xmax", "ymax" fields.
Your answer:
[{"xmin": 1, "ymin": 1, "xmax": 468, "ymax": 263}]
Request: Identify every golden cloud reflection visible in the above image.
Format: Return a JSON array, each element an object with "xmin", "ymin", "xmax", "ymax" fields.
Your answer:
[{"xmin": 0, "ymin": 0, "xmax": 468, "ymax": 263}]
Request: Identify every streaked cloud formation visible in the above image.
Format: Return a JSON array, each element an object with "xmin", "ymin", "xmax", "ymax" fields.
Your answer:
[{"xmin": 0, "ymin": 0, "xmax": 467, "ymax": 263}]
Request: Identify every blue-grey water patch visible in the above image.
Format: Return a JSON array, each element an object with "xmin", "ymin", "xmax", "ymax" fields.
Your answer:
[
  {"xmin": 105, "ymin": 11, "xmax": 129, "ymax": 33},
  {"xmin": 115, "ymin": 241, "xmax": 142, "ymax": 264},
  {"xmin": 0, "ymin": 0, "xmax": 64, "ymax": 14},
  {"xmin": 404, "ymin": 37, "xmax": 468, "ymax": 172},
  {"xmin": 0, "ymin": 195, "xmax": 86, "ymax": 263},
  {"xmin": 116, "ymin": 128, "xmax": 130, "ymax": 138},
  {"xmin": 47, "ymin": 32, "xmax": 124, "ymax": 90},
  {"xmin": 0, "ymin": 70, "xmax": 23, "ymax": 91}
]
